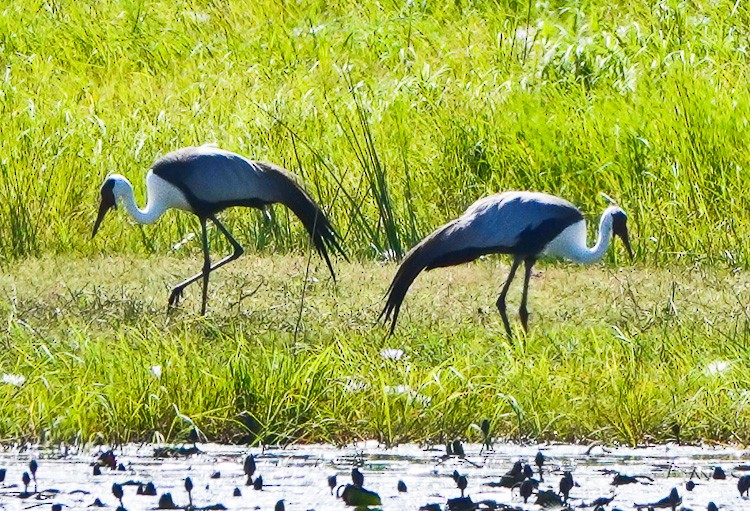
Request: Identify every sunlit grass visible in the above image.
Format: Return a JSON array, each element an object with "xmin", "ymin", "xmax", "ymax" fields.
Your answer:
[
  {"xmin": 3, "ymin": 0, "xmax": 750, "ymax": 446},
  {"xmin": 1, "ymin": 0, "xmax": 750, "ymax": 264},
  {"xmin": 1, "ymin": 255, "xmax": 749, "ymax": 445}
]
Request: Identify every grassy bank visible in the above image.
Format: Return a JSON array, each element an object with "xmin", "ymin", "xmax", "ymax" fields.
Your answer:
[
  {"xmin": 0, "ymin": 255, "xmax": 749, "ymax": 445},
  {"xmin": 1, "ymin": 0, "xmax": 750, "ymax": 264},
  {"xmin": 3, "ymin": 0, "xmax": 750, "ymax": 446}
]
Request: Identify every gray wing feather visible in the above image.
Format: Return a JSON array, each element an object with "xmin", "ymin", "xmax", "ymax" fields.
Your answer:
[
  {"xmin": 152, "ymin": 146, "xmax": 287, "ymax": 205},
  {"xmin": 444, "ymin": 192, "xmax": 582, "ymax": 252},
  {"xmin": 151, "ymin": 145, "xmax": 346, "ymax": 277}
]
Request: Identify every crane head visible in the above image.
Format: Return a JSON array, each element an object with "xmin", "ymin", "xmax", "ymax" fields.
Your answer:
[
  {"xmin": 92, "ymin": 178, "xmax": 117, "ymax": 238},
  {"xmin": 610, "ymin": 208, "xmax": 633, "ymax": 259}
]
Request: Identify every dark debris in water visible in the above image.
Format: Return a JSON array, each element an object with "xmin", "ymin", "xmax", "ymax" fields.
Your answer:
[
  {"xmin": 157, "ymin": 492, "xmax": 176, "ymax": 509},
  {"xmin": 447, "ymin": 496, "xmax": 520, "ymax": 511},
  {"xmin": 0, "ymin": 488, "xmax": 61, "ymax": 501},
  {"xmin": 0, "ymin": 443, "xmax": 748, "ymax": 510},
  {"xmin": 137, "ymin": 481, "xmax": 157, "ymax": 496},
  {"xmin": 447, "ymin": 496, "xmax": 475, "ymax": 511},
  {"xmin": 153, "ymin": 446, "xmax": 201, "ymax": 458},
  {"xmin": 97, "ymin": 450, "xmax": 117, "ymax": 470},
  {"xmin": 337, "ymin": 483, "xmax": 382, "ymax": 506},
  {"xmin": 535, "ymin": 489, "xmax": 564, "ymax": 508}
]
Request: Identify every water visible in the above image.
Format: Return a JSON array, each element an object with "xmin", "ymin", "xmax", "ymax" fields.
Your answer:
[{"xmin": 0, "ymin": 442, "xmax": 748, "ymax": 510}]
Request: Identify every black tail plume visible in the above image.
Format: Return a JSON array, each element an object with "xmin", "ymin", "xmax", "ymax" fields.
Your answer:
[
  {"xmin": 380, "ymin": 221, "xmax": 462, "ymax": 334},
  {"xmin": 262, "ymin": 163, "xmax": 347, "ymax": 279}
]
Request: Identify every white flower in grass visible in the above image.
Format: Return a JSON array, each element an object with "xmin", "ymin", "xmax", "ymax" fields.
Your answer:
[
  {"xmin": 343, "ymin": 377, "xmax": 367, "ymax": 392},
  {"xmin": 173, "ymin": 232, "xmax": 195, "ymax": 250},
  {"xmin": 386, "ymin": 385, "xmax": 410, "ymax": 396},
  {"xmin": 385, "ymin": 385, "xmax": 431, "ymax": 407},
  {"xmin": 380, "ymin": 348, "xmax": 404, "ymax": 361},
  {"xmin": 705, "ymin": 361, "xmax": 730, "ymax": 376},
  {"xmin": 150, "ymin": 366, "xmax": 163, "ymax": 378},
  {"xmin": 183, "ymin": 11, "xmax": 209, "ymax": 23},
  {"xmin": 2, "ymin": 374, "xmax": 26, "ymax": 386}
]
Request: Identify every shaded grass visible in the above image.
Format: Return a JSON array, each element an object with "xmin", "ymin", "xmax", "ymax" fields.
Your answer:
[{"xmin": 1, "ymin": 255, "xmax": 750, "ymax": 445}]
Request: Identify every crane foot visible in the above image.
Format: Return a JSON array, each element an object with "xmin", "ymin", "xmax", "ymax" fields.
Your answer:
[{"xmin": 168, "ymin": 287, "xmax": 184, "ymax": 309}]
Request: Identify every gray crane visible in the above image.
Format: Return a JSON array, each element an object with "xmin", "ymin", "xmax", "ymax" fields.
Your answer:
[
  {"xmin": 380, "ymin": 191, "xmax": 632, "ymax": 337},
  {"xmin": 93, "ymin": 144, "xmax": 345, "ymax": 314}
]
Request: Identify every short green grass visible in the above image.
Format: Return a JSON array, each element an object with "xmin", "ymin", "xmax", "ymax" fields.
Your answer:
[{"xmin": 1, "ymin": 254, "xmax": 749, "ymax": 446}]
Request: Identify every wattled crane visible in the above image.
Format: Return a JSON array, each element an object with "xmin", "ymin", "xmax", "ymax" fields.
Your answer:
[
  {"xmin": 92, "ymin": 144, "xmax": 345, "ymax": 314},
  {"xmin": 380, "ymin": 191, "xmax": 632, "ymax": 338}
]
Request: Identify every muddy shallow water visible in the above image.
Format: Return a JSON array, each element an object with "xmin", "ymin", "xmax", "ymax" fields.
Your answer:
[{"xmin": 0, "ymin": 442, "xmax": 749, "ymax": 510}]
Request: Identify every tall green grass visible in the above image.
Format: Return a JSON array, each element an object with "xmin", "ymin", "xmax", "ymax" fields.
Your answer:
[{"xmin": 1, "ymin": 0, "xmax": 750, "ymax": 265}]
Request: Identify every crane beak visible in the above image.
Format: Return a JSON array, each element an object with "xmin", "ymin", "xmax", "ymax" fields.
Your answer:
[
  {"xmin": 619, "ymin": 230, "xmax": 633, "ymax": 260},
  {"xmin": 613, "ymin": 223, "xmax": 633, "ymax": 259},
  {"xmin": 92, "ymin": 181, "xmax": 117, "ymax": 238}
]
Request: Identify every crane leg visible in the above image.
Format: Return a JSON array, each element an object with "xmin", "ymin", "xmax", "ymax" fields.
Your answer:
[
  {"xmin": 168, "ymin": 215, "xmax": 245, "ymax": 313},
  {"xmin": 518, "ymin": 257, "xmax": 536, "ymax": 332},
  {"xmin": 200, "ymin": 218, "xmax": 211, "ymax": 315},
  {"xmin": 496, "ymin": 257, "xmax": 522, "ymax": 339}
]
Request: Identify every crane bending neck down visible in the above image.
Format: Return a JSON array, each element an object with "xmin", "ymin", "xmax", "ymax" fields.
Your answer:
[
  {"xmin": 91, "ymin": 144, "xmax": 346, "ymax": 316},
  {"xmin": 379, "ymin": 191, "xmax": 633, "ymax": 338},
  {"xmin": 92, "ymin": 173, "xmax": 191, "ymax": 235},
  {"xmin": 543, "ymin": 205, "xmax": 630, "ymax": 265}
]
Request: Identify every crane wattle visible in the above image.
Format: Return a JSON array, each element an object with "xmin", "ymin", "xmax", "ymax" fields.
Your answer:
[{"xmin": 92, "ymin": 179, "xmax": 117, "ymax": 238}]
